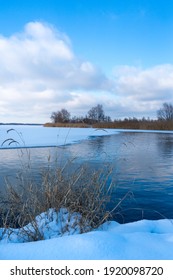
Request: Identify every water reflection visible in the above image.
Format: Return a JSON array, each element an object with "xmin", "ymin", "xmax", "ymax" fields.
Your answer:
[{"xmin": 156, "ymin": 133, "xmax": 173, "ymax": 159}]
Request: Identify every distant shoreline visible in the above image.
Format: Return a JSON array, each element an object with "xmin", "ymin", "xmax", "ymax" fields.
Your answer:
[{"xmin": 44, "ymin": 120, "xmax": 173, "ymax": 131}]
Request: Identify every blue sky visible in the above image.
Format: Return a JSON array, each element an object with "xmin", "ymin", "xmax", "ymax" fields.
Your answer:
[{"xmin": 0, "ymin": 0, "xmax": 173, "ymax": 123}]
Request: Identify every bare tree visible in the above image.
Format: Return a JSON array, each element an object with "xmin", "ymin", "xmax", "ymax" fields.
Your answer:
[
  {"xmin": 87, "ymin": 104, "xmax": 105, "ymax": 123},
  {"xmin": 157, "ymin": 103, "xmax": 173, "ymax": 121},
  {"xmin": 51, "ymin": 109, "xmax": 71, "ymax": 123}
]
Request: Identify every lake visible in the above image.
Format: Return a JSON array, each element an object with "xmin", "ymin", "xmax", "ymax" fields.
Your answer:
[{"xmin": 0, "ymin": 127, "xmax": 173, "ymax": 223}]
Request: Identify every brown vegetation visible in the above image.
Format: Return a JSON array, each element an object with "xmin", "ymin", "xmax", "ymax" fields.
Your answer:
[
  {"xmin": 44, "ymin": 122, "xmax": 91, "ymax": 128},
  {"xmin": 44, "ymin": 120, "xmax": 173, "ymax": 130},
  {"xmin": 93, "ymin": 119, "xmax": 173, "ymax": 130}
]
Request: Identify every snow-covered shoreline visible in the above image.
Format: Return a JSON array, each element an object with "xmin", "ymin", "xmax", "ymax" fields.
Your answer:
[{"xmin": 1, "ymin": 210, "xmax": 173, "ymax": 259}]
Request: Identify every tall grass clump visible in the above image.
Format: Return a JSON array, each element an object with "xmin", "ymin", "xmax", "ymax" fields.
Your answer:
[{"xmin": 0, "ymin": 138, "xmax": 117, "ymax": 241}]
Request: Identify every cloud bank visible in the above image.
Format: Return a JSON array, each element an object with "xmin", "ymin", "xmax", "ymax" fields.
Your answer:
[
  {"xmin": 112, "ymin": 64, "xmax": 173, "ymax": 118},
  {"xmin": 0, "ymin": 21, "xmax": 173, "ymax": 122}
]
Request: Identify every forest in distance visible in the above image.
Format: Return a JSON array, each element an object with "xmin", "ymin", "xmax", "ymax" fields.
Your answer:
[{"xmin": 45, "ymin": 102, "xmax": 173, "ymax": 130}]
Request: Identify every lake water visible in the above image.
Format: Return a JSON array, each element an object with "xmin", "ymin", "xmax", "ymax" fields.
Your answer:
[{"xmin": 0, "ymin": 130, "xmax": 173, "ymax": 223}]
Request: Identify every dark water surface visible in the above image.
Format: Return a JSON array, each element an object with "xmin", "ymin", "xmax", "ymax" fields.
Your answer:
[{"xmin": 0, "ymin": 131, "xmax": 173, "ymax": 223}]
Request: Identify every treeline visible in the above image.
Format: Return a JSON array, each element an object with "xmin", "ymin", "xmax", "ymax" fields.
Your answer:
[
  {"xmin": 49, "ymin": 104, "xmax": 111, "ymax": 125},
  {"xmin": 44, "ymin": 102, "xmax": 173, "ymax": 130}
]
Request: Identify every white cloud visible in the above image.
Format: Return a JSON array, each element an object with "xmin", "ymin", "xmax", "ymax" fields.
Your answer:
[
  {"xmin": 114, "ymin": 64, "xmax": 173, "ymax": 98},
  {"xmin": 112, "ymin": 64, "xmax": 173, "ymax": 118},
  {"xmin": 0, "ymin": 21, "xmax": 112, "ymax": 123},
  {"xmin": 0, "ymin": 21, "xmax": 173, "ymax": 123}
]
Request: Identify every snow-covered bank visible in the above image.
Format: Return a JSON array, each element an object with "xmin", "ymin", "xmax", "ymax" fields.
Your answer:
[
  {"xmin": 1, "ymin": 210, "xmax": 173, "ymax": 259},
  {"xmin": 0, "ymin": 125, "xmax": 118, "ymax": 149}
]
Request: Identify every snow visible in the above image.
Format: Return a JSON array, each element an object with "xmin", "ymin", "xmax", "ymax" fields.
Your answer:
[
  {"xmin": 0, "ymin": 125, "xmax": 118, "ymax": 149},
  {"xmin": 0, "ymin": 125, "xmax": 173, "ymax": 260},
  {"xmin": 0, "ymin": 208, "xmax": 173, "ymax": 260}
]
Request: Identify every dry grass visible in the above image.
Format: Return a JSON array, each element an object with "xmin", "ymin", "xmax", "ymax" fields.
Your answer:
[
  {"xmin": 0, "ymin": 128, "xmax": 118, "ymax": 241},
  {"xmin": 44, "ymin": 120, "xmax": 173, "ymax": 130},
  {"xmin": 0, "ymin": 155, "xmax": 117, "ymax": 241},
  {"xmin": 93, "ymin": 120, "xmax": 173, "ymax": 130},
  {"xmin": 44, "ymin": 122, "xmax": 91, "ymax": 128}
]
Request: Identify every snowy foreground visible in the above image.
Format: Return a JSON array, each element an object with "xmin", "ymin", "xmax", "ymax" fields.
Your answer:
[
  {"xmin": 0, "ymin": 125, "xmax": 173, "ymax": 260},
  {"xmin": 1, "ymin": 208, "xmax": 173, "ymax": 260}
]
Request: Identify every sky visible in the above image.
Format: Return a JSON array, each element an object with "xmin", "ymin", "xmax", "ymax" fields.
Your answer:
[{"xmin": 0, "ymin": 0, "xmax": 173, "ymax": 123}]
